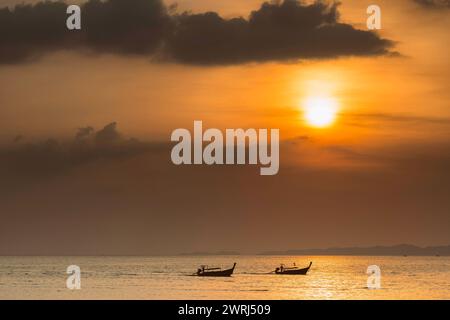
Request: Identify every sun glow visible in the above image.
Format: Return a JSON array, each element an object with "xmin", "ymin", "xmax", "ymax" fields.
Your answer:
[{"xmin": 303, "ymin": 96, "xmax": 339, "ymax": 128}]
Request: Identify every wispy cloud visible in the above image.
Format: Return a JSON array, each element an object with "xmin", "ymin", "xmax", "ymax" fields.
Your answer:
[
  {"xmin": 413, "ymin": 0, "xmax": 450, "ymax": 9},
  {"xmin": 341, "ymin": 112, "xmax": 450, "ymax": 127}
]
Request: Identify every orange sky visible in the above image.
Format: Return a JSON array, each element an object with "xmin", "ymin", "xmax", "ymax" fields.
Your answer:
[{"xmin": 1, "ymin": 1, "xmax": 449, "ymax": 149}]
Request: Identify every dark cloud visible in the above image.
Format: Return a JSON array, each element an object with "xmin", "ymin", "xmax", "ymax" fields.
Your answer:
[
  {"xmin": 82, "ymin": 0, "xmax": 172, "ymax": 55},
  {"xmin": 0, "ymin": 0, "xmax": 172, "ymax": 64},
  {"xmin": 166, "ymin": 1, "xmax": 394, "ymax": 64},
  {"xmin": 0, "ymin": 1, "xmax": 69, "ymax": 63},
  {"xmin": 413, "ymin": 0, "xmax": 450, "ymax": 8},
  {"xmin": 0, "ymin": 0, "xmax": 396, "ymax": 65}
]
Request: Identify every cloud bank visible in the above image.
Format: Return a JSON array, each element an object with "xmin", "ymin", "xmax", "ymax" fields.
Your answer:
[
  {"xmin": 0, "ymin": 122, "xmax": 163, "ymax": 179},
  {"xmin": 0, "ymin": 0, "xmax": 396, "ymax": 65},
  {"xmin": 413, "ymin": 0, "xmax": 450, "ymax": 8}
]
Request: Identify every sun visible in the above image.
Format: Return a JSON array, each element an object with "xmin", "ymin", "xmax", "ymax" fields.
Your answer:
[{"xmin": 303, "ymin": 96, "xmax": 339, "ymax": 128}]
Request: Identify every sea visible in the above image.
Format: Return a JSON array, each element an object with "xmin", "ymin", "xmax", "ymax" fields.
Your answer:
[{"xmin": 1, "ymin": 256, "xmax": 449, "ymax": 299}]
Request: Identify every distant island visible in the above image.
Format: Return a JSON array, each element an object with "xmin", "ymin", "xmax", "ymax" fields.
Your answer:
[{"xmin": 259, "ymin": 244, "xmax": 450, "ymax": 256}]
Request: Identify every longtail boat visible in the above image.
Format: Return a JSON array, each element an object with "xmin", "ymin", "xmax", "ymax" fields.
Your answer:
[
  {"xmin": 274, "ymin": 262, "xmax": 312, "ymax": 275},
  {"xmin": 196, "ymin": 263, "xmax": 236, "ymax": 277}
]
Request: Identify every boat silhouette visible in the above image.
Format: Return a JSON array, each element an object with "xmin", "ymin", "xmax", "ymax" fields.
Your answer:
[
  {"xmin": 274, "ymin": 262, "xmax": 312, "ymax": 275},
  {"xmin": 196, "ymin": 263, "xmax": 236, "ymax": 277}
]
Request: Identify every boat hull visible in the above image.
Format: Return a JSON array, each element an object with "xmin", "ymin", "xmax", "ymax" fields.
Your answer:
[
  {"xmin": 275, "ymin": 262, "xmax": 312, "ymax": 275},
  {"xmin": 197, "ymin": 263, "xmax": 236, "ymax": 277}
]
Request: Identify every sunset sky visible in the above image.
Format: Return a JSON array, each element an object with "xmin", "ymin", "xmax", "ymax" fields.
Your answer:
[{"xmin": 0, "ymin": 0, "xmax": 449, "ymax": 255}]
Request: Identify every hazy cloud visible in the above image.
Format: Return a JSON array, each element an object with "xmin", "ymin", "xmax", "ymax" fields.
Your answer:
[
  {"xmin": 0, "ymin": 122, "xmax": 162, "ymax": 179},
  {"xmin": 1, "ymin": 132, "xmax": 450, "ymax": 255},
  {"xmin": 75, "ymin": 126, "xmax": 94, "ymax": 140},
  {"xmin": 95, "ymin": 122, "xmax": 120, "ymax": 144},
  {"xmin": 0, "ymin": 0, "xmax": 396, "ymax": 65},
  {"xmin": 13, "ymin": 134, "xmax": 23, "ymax": 143},
  {"xmin": 413, "ymin": 0, "xmax": 450, "ymax": 8}
]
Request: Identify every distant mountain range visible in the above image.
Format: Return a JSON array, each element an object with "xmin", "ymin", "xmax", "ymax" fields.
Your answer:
[
  {"xmin": 178, "ymin": 250, "xmax": 241, "ymax": 256},
  {"xmin": 259, "ymin": 244, "xmax": 450, "ymax": 256},
  {"xmin": 178, "ymin": 245, "xmax": 450, "ymax": 256}
]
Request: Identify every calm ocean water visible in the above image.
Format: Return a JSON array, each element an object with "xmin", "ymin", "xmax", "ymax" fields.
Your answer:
[{"xmin": 1, "ymin": 256, "xmax": 449, "ymax": 299}]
